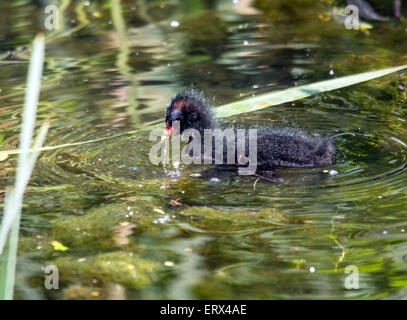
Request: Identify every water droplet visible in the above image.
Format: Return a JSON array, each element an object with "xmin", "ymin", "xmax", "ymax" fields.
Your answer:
[
  {"xmin": 209, "ymin": 177, "xmax": 221, "ymax": 184},
  {"xmin": 329, "ymin": 170, "xmax": 338, "ymax": 176},
  {"xmin": 170, "ymin": 21, "xmax": 180, "ymax": 27},
  {"xmin": 190, "ymin": 173, "xmax": 201, "ymax": 177}
]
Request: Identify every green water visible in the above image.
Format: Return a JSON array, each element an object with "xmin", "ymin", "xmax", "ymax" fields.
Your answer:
[{"xmin": 1, "ymin": 0, "xmax": 407, "ymax": 299}]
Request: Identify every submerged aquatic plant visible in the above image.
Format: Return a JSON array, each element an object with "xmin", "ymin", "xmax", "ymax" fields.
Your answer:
[{"xmin": 0, "ymin": 34, "xmax": 47, "ymax": 300}]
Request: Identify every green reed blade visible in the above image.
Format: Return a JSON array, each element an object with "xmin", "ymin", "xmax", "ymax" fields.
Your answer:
[{"xmin": 0, "ymin": 34, "xmax": 46, "ymax": 300}]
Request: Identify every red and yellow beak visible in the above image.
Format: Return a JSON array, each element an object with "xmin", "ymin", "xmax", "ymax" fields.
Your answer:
[
  {"xmin": 165, "ymin": 125, "xmax": 173, "ymax": 135},
  {"xmin": 161, "ymin": 125, "xmax": 173, "ymax": 142}
]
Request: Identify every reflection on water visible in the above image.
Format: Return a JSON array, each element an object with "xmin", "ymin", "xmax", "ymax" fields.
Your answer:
[{"xmin": 1, "ymin": 0, "xmax": 407, "ymax": 299}]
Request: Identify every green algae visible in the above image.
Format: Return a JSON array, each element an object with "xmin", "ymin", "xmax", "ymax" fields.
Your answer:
[
  {"xmin": 55, "ymin": 251, "xmax": 160, "ymax": 288},
  {"xmin": 52, "ymin": 204, "xmax": 125, "ymax": 251},
  {"xmin": 179, "ymin": 206, "xmax": 289, "ymax": 232}
]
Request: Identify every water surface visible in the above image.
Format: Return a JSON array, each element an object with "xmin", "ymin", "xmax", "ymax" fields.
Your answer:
[{"xmin": 1, "ymin": 0, "xmax": 407, "ymax": 299}]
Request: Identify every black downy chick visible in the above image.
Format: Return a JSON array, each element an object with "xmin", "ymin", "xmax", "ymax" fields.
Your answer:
[{"xmin": 164, "ymin": 89, "xmax": 335, "ymax": 183}]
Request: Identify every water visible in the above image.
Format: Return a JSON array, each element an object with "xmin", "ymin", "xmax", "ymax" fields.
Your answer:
[{"xmin": 1, "ymin": 0, "xmax": 407, "ymax": 299}]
